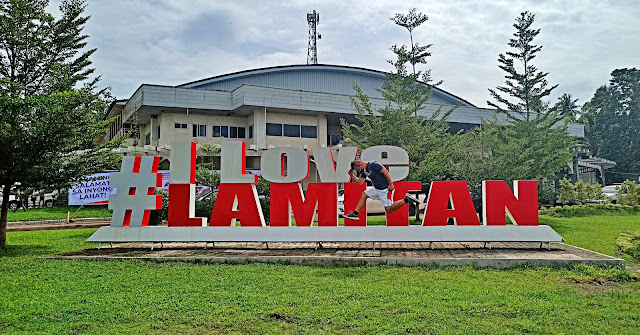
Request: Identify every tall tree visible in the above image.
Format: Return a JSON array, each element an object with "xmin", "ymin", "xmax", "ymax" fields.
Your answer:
[
  {"xmin": 342, "ymin": 14, "xmax": 458, "ymax": 184},
  {"xmin": 455, "ymin": 11, "xmax": 575, "ymax": 195},
  {"xmin": 581, "ymin": 68, "xmax": 640, "ymax": 174},
  {"xmin": 487, "ymin": 11, "xmax": 558, "ymax": 121},
  {"xmin": 390, "ymin": 8, "xmax": 441, "ymax": 85},
  {"xmin": 0, "ymin": 0, "xmax": 120, "ymax": 247}
]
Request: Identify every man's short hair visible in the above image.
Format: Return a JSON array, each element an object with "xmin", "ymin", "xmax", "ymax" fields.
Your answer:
[{"xmin": 351, "ymin": 160, "xmax": 362, "ymax": 170}]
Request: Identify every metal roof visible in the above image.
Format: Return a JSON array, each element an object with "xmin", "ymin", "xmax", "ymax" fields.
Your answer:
[{"xmin": 177, "ymin": 64, "xmax": 476, "ymax": 107}]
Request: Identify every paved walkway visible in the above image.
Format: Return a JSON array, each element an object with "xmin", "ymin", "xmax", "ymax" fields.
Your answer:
[
  {"xmin": 56, "ymin": 242, "xmax": 624, "ymax": 269},
  {"xmin": 8, "ymin": 220, "xmax": 110, "ymax": 232}
]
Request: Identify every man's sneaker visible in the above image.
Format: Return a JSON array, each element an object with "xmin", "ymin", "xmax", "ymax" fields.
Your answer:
[
  {"xmin": 344, "ymin": 211, "xmax": 360, "ymax": 219},
  {"xmin": 404, "ymin": 194, "xmax": 420, "ymax": 204}
]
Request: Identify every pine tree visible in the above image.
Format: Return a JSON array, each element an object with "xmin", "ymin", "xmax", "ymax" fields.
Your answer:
[
  {"xmin": 0, "ymin": 0, "xmax": 120, "ymax": 247},
  {"xmin": 488, "ymin": 11, "xmax": 557, "ymax": 121},
  {"xmin": 390, "ymin": 8, "xmax": 441, "ymax": 85}
]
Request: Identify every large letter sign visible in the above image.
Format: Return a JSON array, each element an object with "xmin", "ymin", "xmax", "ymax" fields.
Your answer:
[{"xmin": 89, "ymin": 141, "xmax": 563, "ymax": 246}]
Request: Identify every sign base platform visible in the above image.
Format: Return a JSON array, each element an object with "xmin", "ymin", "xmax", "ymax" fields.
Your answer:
[{"xmin": 87, "ymin": 225, "xmax": 563, "ymax": 244}]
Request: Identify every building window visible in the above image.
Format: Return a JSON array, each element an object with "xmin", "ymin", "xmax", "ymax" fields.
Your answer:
[
  {"xmin": 157, "ymin": 126, "xmax": 161, "ymax": 139},
  {"xmin": 212, "ymin": 126, "xmax": 221, "ymax": 137},
  {"xmin": 230, "ymin": 126, "xmax": 237, "ymax": 138},
  {"xmin": 284, "ymin": 124, "xmax": 301, "ymax": 137},
  {"xmin": 145, "ymin": 133, "xmax": 151, "ymax": 145},
  {"xmin": 237, "ymin": 127, "xmax": 246, "ymax": 138},
  {"xmin": 221, "ymin": 126, "xmax": 228, "ymax": 138},
  {"xmin": 328, "ymin": 134, "xmax": 343, "ymax": 146},
  {"xmin": 301, "ymin": 125, "xmax": 317, "ymax": 138},
  {"xmin": 175, "ymin": 123, "xmax": 187, "ymax": 129},
  {"xmin": 193, "ymin": 124, "xmax": 206, "ymax": 137},
  {"xmin": 248, "ymin": 125, "xmax": 253, "ymax": 139},
  {"xmin": 266, "ymin": 123, "xmax": 283, "ymax": 136}
]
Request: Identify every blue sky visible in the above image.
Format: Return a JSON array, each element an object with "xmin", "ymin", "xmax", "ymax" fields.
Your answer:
[{"xmin": 49, "ymin": 0, "xmax": 640, "ymax": 108}]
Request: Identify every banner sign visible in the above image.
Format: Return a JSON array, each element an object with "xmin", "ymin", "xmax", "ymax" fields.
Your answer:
[
  {"xmin": 69, "ymin": 170, "xmax": 170, "ymax": 206},
  {"xmin": 87, "ymin": 141, "xmax": 563, "ymax": 245}
]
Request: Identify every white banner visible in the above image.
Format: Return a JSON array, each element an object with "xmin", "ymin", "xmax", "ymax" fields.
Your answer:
[
  {"xmin": 69, "ymin": 170, "xmax": 171, "ymax": 206},
  {"xmin": 69, "ymin": 172, "xmax": 116, "ymax": 205}
]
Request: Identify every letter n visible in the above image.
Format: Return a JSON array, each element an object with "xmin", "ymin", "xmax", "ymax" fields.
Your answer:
[
  {"xmin": 483, "ymin": 180, "xmax": 538, "ymax": 225},
  {"xmin": 270, "ymin": 183, "xmax": 338, "ymax": 226}
]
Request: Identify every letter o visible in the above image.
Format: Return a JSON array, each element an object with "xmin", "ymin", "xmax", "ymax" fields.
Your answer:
[{"xmin": 261, "ymin": 147, "xmax": 310, "ymax": 183}]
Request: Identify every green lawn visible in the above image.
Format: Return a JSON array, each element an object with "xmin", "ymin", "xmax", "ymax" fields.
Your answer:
[
  {"xmin": 542, "ymin": 215, "xmax": 640, "ymax": 261},
  {"xmin": 1, "ymin": 215, "xmax": 639, "ymax": 334},
  {"xmin": 7, "ymin": 206, "xmax": 111, "ymax": 222}
]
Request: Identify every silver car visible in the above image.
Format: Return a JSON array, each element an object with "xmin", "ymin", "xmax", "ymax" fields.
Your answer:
[{"xmin": 601, "ymin": 184, "xmax": 619, "ymax": 203}]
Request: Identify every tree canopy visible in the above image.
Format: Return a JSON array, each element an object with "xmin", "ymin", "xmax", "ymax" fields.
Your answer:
[
  {"xmin": 0, "ymin": 0, "xmax": 119, "ymax": 247},
  {"xmin": 581, "ymin": 68, "xmax": 640, "ymax": 175}
]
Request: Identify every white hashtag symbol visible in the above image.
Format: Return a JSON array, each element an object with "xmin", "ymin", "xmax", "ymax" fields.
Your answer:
[{"xmin": 108, "ymin": 156, "xmax": 162, "ymax": 227}]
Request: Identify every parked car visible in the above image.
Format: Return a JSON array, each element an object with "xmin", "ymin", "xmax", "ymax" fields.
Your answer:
[
  {"xmin": 338, "ymin": 190, "xmax": 426, "ymax": 216},
  {"xmin": 601, "ymin": 184, "xmax": 620, "ymax": 203},
  {"xmin": 0, "ymin": 193, "xmax": 19, "ymax": 211}
]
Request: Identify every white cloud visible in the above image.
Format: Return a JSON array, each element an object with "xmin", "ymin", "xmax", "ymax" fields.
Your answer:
[{"xmin": 49, "ymin": 0, "xmax": 640, "ymax": 107}]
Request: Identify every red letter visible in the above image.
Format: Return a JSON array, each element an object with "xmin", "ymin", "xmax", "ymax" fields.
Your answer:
[
  {"xmin": 423, "ymin": 181, "xmax": 480, "ymax": 226},
  {"xmin": 168, "ymin": 142, "xmax": 207, "ymax": 227},
  {"xmin": 385, "ymin": 181, "xmax": 422, "ymax": 226},
  {"xmin": 343, "ymin": 182, "xmax": 367, "ymax": 226},
  {"xmin": 209, "ymin": 183, "xmax": 265, "ymax": 226},
  {"xmin": 270, "ymin": 183, "xmax": 338, "ymax": 226},
  {"xmin": 483, "ymin": 180, "xmax": 538, "ymax": 225}
]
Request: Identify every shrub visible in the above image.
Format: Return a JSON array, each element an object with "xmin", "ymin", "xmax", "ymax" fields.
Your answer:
[
  {"xmin": 195, "ymin": 193, "xmax": 216, "ymax": 219},
  {"xmin": 617, "ymin": 180, "xmax": 640, "ymax": 206},
  {"xmin": 558, "ymin": 178, "xmax": 605, "ymax": 205},
  {"xmin": 616, "ymin": 231, "xmax": 640, "ymax": 262},
  {"xmin": 541, "ymin": 204, "xmax": 640, "ymax": 217},
  {"xmin": 149, "ymin": 190, "xmax": 169, "ymax": 226},
  {"xmin": 260, "ymin": 197, "xmax": 270, "ymax": 224},
  {"xmin": 558, "ymin": 178, "xmax": 575, "ymax": 204}
]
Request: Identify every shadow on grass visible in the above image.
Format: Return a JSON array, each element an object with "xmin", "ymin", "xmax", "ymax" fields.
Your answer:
[{"xmin": 0, "ymin": 244, "xmax": 57, "ymax": 257}]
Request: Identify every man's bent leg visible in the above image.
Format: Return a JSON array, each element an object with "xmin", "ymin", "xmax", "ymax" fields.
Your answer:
[
  {"xmin": 355, "ymin": 192, "xmax": 369, "ymax": 212},
  {"xmin": 385, "ymin": 199, "xmax": 407, "ymax": 213}
]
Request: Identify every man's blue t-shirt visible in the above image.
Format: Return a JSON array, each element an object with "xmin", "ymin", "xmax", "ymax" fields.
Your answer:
[{"xmin": 364, "ymin": 161, "xmax": 389, "ymax": 190}]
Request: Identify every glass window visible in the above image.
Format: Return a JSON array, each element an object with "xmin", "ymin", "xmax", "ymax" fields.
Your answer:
[
  {"xmin": 212, "ymin": 126, "xmax": 221, "ymax": 137},
  {"xmin": 284, "ymin": 124, "xmax": 300, "ymax": 137},
  {"xmin": 248, "ymin": 125, "xmax": 253, "ymax": 139},
  {"xmin": 238, "ymin": 127, "xmax": 246, "ymax": 138},
  {"xmin": 181, "ymin": 123, "xmax": 187, "ymax": 129},
  {"xmin": 221, "ymin": 126, "xmax": 228, "ymax": 138},
  {"xmin": 193, "ymin": 124, "xmax": 206, "ymax": 137},
  {"xmin": 329, "ymin": 134, "xmax": 343, "ymax": 146},
  {"xmin": 175, "ymin": 123, "xmax": 181, "ymax": 129},
  {"xmin": 230, "ymin": 126, "xmax": 238, "ymax": 138},
  {"xmin": 301, "ymin": 125, "xmax": 317, "ymax": 138},
  {"xmin": 175, "ymin": 123, "xmax": 187, "ymax": 129},
  {"xmin": 266, "ymin": 123, "xmax": 282, "ymax": 136},
  {"xmin": 145, "ymin": 133, "xmax": 151, "ymax": 145}
]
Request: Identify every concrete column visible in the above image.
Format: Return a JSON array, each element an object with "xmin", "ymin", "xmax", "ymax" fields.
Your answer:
[
  {"xmin": 317, "ymin": 114, "xmax": 327, "ymax": 147},
  {"xmin": 253, "ymin": 109, "xmax": 267, "ymax": 149},
  {"xmin": 149, "ymin": 117, "xmax": 154, "ymax": 144}
]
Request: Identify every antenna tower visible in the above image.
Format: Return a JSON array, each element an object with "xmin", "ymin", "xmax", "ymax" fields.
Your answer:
[{"xmin": 306, "ymin": 10, "xmax": 320, "ymax": 65}]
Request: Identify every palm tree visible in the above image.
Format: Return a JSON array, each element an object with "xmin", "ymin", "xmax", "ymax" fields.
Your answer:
[{"xmin": 556, "ymin": 93, "xmax": 580, "ymax": 120}]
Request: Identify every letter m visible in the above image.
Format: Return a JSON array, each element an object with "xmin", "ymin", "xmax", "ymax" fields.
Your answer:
[{"xmin": 269, "ymin": 183, "xmax": 338, "ymax": 226}]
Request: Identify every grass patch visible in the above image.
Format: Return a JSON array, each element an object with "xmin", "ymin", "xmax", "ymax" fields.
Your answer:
[
  {"xmin": 1, "ymin": 224, "xmax": 640, "ymax": 334},
  {"xmin": 541, "ymin": 214, "xmax": 640, "ymax": 262},
  {"xmin": 7, "ymin": 206, "xmax": 112, "ymax": 222}
]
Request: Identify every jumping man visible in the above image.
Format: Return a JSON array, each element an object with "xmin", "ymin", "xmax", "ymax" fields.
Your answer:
[{"xmin": 344, "ymin": 159, "xmax": 419, "ymax": 219}]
